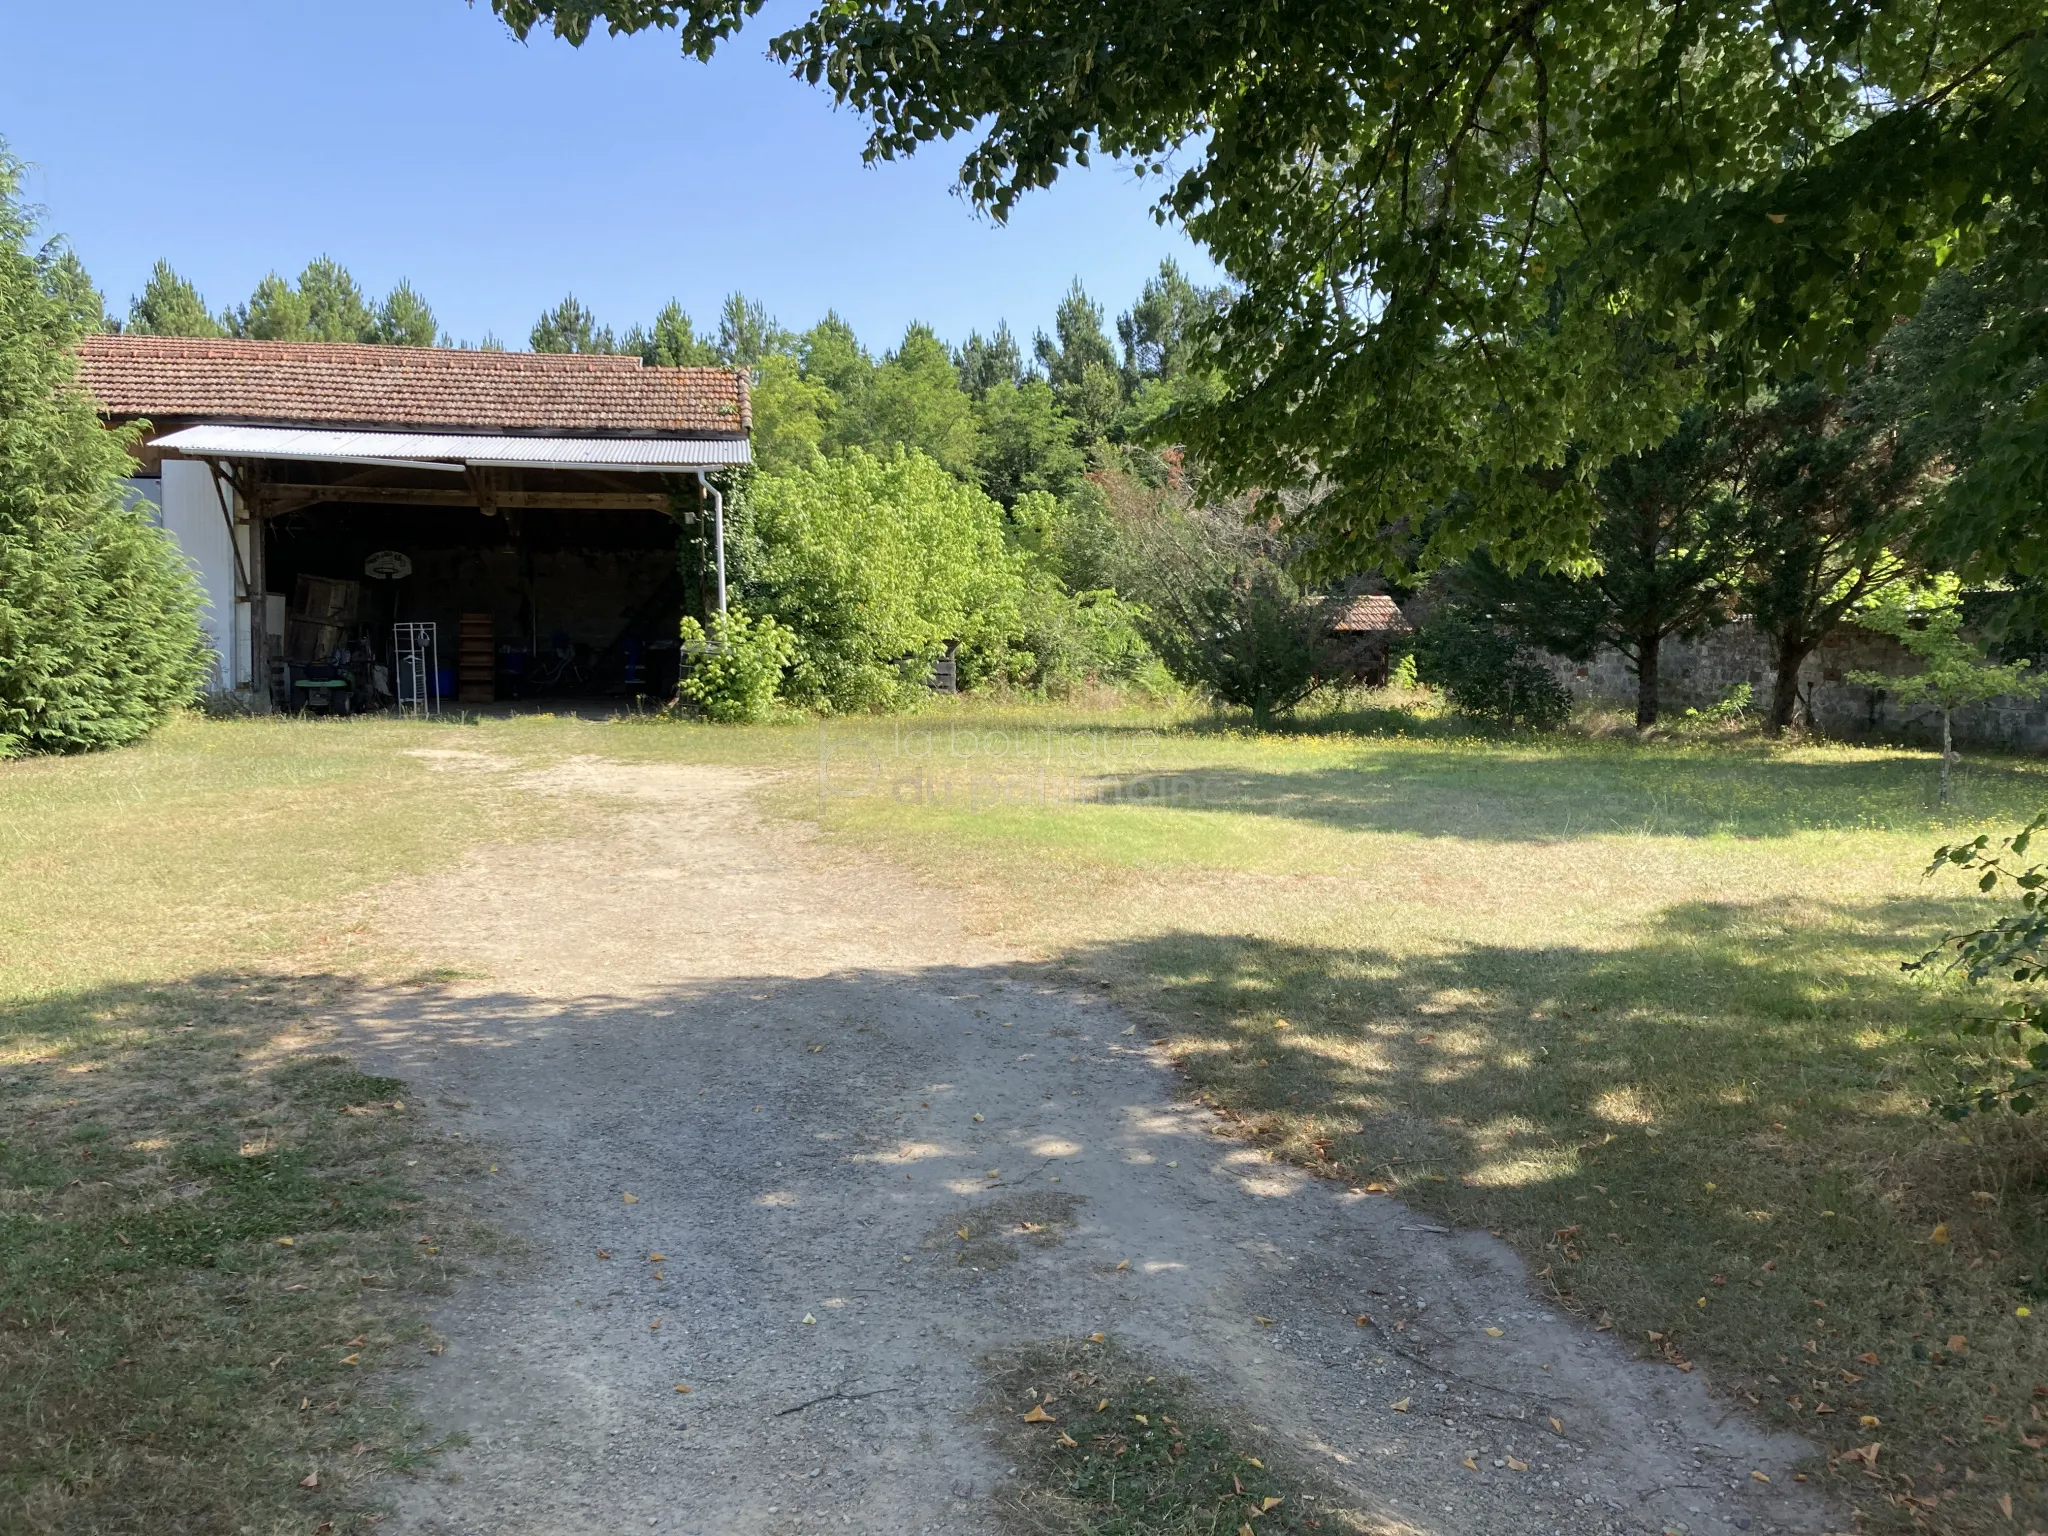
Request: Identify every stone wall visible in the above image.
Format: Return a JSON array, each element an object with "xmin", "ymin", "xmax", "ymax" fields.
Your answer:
[{"xmin": 1540, "ymin": 618, "xmax": 2048, "ymax": 750}]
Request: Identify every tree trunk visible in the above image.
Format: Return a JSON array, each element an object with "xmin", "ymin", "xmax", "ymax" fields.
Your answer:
[
  {"xmin": 1941, "ymin": 707, "xmax": 1954, "ymax": 804},
  {"xmin": 1767, "ymin": 632, "xmax": 1816, "ymax": 734},
  {"xmin": 1635, "ymin": 632, "xmax": 1662, "ymax": 728}
]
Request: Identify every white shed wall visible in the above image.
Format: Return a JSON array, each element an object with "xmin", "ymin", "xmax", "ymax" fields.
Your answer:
[{"xmin": 157, "ymin": 458, "xmax": 252, "ymax": 693}]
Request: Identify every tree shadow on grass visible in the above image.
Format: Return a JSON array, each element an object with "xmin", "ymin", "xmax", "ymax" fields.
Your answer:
[
  {"xmin": 1079, "ymin": 748, "xmax": 2048, "ymax": 841},
  {"xmin": 1055, "ymin": 893, "xmax": 2048, "ymax": 1525},
  {"xmin": 0, "ymin": 971, "xmax": 480, "ymax": 1536}
]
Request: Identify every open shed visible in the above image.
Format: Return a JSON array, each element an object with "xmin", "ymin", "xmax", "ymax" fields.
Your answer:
[
  {"xmin": 76, "ymin": 335, "xmax": 750, "ymax": 711},
  {"xmin": 1323, "ymin": 592, "xmax": 1414, "ymax": 687}
]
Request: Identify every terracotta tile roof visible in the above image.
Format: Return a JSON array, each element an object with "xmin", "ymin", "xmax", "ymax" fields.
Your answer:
[
  {"xmin": 73, "ymin": 334, "xmax": 749, "ymax": 437},
  {"xmin": 1327, "ymin": 593, "xmax": 1412, "ymax": 633}
]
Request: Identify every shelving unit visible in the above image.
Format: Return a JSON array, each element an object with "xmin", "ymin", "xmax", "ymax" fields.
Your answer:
[{"xmin": 458, "ymin": 612, "xmax": 495, "ymax": 704}]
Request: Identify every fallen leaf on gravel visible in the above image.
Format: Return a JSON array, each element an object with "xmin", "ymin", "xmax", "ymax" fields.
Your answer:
[
  {"xmin": 649, "ymin": 1253, "xmax": 666, "ymax": 1262},
  {"xmin": 1550, "ymin": 1418, "xmax": 1563, "ymax": 1433},
  {"xmin": 1751, "ymin": 1471, "xmax": 1771, "ymax": 1483},
  {"xmin": 802, "ymin": 1314, "xmax": 816, "ymax": 1325},
  {"xmin": 1506, "ymin": 1457, "xmax": 1528, "ymax": 1472},
  {"xmin": 1096, "ymin": 1399, "xmax": 1109, "ymax": 1412},
  {"xmin": 339, "ymin": 1354, "xmax": 360, "ymax": 1366},
  {"xmin": 344, "ymin": 1336, "xmax": 367, "ymax": 1347},
  {"xmin": 427, "ymin": 1344, "xmax": 444, "ymax": 1356},
  {"xmin": 1132, "ymin": 1413, "xmax": 1148, "ymax": 1425},
  {"xmin": 973, "ymin": 1114, "xmax": 984, "ymax": 1122},
  {"xmin": 1255, "ymin": 1316, "xmax": 1275, "ymax": 1327},
  {"xmin": 300, "ymin": 1471, "xmax": 319, "ymax": 1489},
  {"xmin": 1116, "ymin": 1260, "xmax": 1130, "ymax": 1271},
  {"xmin": 986, "ymin": 1169, "xmax": 1000, "ymax": 1179},
  {"xmin": 1244, "ymin": 1457, "xmax": 1263, "ymax": 1468},
  {"xmin": 1364, "ymin": 1183, "xmax": 1390, "ymax": 1194},
  {"xmin": 1056, "ymin": 1431, "xmax": 1078, "ymax": 1447},
  {"xmin": 1238, "ymin": 1525, "xmax": 1254, "ymax": 1536},
  {"xmin": 622, "ymin": 1194, "xmax": 639, "ymax": 1205},
  {"xmin": 1391, "ymin": 1398, "xmax": 1411, "ymax": 1412},
  {"xmin": 956, "ymin": 1228, "xmax": 970, "ymax": 1240},
  {"xmin": 1121, "ymin": 1026, "xmax": 1135, "ymax": 1035},
  {"xmin": 1087, "ymin": 1333, "xmax": 1105, "ymax": 1343},
  {"xmin": 1260, "ymin": 1497, "xmax": 1282, "ymax": 1511},
  {"xmin": 1949, "ymin": 1334, "xmax": 1970, "ymax": 1352},
  {"xmin": 1355, "ymin": 1314, "xmax": 1372, "ymax": 1327},
  {"xmin": 1022, "ymin": 1405, "xmax": 1056, "ymax": 1424},
  {"xmin": 1485, "ymin": 1327, "xmax": 1504, "ymax": 1337},
  {"xmin": 1930, "ymin": 1223, "xmax": 1949, "ymax": 1243},
  {"xmin": 1463, "ymin": 1456, "xmax": 1479, "ymax": 1471},
  {"xmin": 674, "ymin": 1384, "xmax": 691, "ymax": 1394},
  {"xmin": 649, "ymin": 1320, "xmax": 661, "ymax": 1331},
  {"xmin": 1859, "ymin": 1415, "xmax": 1880, "ymax": 1428},
  {"xmin": 1998, "ymin": 1493, "xmax": 2013, "ymax": 1518},
  {"xmin": 597, "ymin": 1249, "xmax": 611, "ymax": 1260}
]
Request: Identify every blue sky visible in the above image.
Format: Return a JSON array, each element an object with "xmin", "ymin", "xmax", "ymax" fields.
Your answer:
[{"xmin": 3, "ymin": 0, "xmax": 1216, "ymax": 353}]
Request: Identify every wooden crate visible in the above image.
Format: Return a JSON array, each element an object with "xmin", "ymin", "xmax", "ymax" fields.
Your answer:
[
  {"xmin": 293, "ymin": 574, "xmax": 359, "ymax": 626},
  {"xmin": 458, "ymin": 612, "xmax": 495, "ymax": 704},
  {"xmin": 284, "ymin": 617, "xmax": 344, "ymax": 664}
]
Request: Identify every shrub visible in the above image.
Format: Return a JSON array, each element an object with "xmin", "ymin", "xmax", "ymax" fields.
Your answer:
[
  {"xmin": 1151, "ymin": 562, "xmax": 1321, "ymax": 727},
  {"xmin": 1409, "ymin": 606, "xmax": 1571, "ymax": 729},
  {"xmin": 677, "ymin": 607, "xmax": 798, "ymax": 723},
  {"xmin": 745, "ymin": 449, "xmax": 1026, "ymax": 711},
  {"xmin": 0, "ymin": 148, "xmax": 206, "ymax": 755},
  {"xmin": 1011, "ymin": 576, "xmax": 1175, "ymax": 696},
  {"xmin": 1913, "ymin": 816, "xmax": 2048, "ymax": 1118}
]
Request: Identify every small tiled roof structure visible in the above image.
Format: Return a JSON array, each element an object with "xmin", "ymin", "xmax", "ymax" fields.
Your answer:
[
  {"xmin": 73, "ymin": 334, "xmax": 749, "ymax": 437},
  {"xmin": 1327, "ymin": 593, "xmax": 1412, "ymax": 634}
]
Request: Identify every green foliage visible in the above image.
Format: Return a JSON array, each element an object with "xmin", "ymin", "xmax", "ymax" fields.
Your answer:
[
  {"xmin": 1410, "ymin": 607, "xmax": 1572, "ymax": 731},
  {"xmin": 368, "ymin": 279, "xmax": 439, "ymax": 347},
  {"xmin": 1915, "ymin": 816, "xmax": 2048, "ymax": 1118},
  {"xmin": 295, "ymin": 257, "xmax": 374, "ymax": 343},
  {"xmin": 39, "ymin": 242, "xmax": 110, "ymax": 335},
  {"xmin": 865, "ymin": 323, "xmax": 980, "ymax": 478},
  {"xmin": 677, "ymin": 606, "xmax": 798, "ymax": 722},
  {"xmin": 955, "ymin": 322, "xmax": 1023, "ymax": 397},
  {"xmin": 530, "ymin": 294, "xmax": 615, "ymax": 354},
  {"xmin": 744, "ymin": 449, "xmax": 1026, "ymax": 711},
  {"xmin": 1011, "ymin": 577, "xmax": 1172, "ymax": 697},
  {"xmin": 127, "ymin": 260, "xmax": 221, "ymax": 338},
  {"xmin": 1677, "ymin": 683, "xmax": 1755, "ymax": 731},
  {"xmin": 1850, "ymin": 579, "xmax": 2043, "ymax": 799},
  {"xmin": 716, "ymin": 292, "xmax": 792, "ymax": 366},
  {"xmin": 0, "ymin": 150, "xmax": 207, "ymax": 754},
  {"xmin": 627, "ymin": 300, "xmax": 720, "ymax": 365},
  {"xmin": 1150, "ymin": 563, "xmax": 1321, "ymax": 727},
  {"xmin": 1852, "ymin": 580, "xmax": 2041, "ymax": 716},
  {"xmin": 972, "ymin": 376, "xmax": 1083, "ymax": 505},
  {"xmin": 492, "ymin": 0, "xmax": 2048, "ymax": 588},
  {"xmin": 1733, "ymin": 363, "xmax": 1942, "ymax": 730},
  {"xmin": 1458, "ymin": 407, "xmax": 1746, "ymax": 727}
]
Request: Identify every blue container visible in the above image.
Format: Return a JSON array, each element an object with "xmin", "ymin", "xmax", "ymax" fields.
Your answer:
[{"xmin": 436, "ymin": 667, "xmax": 456, "ymax": 700}]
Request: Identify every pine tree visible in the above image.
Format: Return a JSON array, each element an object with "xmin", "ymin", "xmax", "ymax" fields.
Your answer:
[
  {"xmin": 0, "ymin": 148, "xmax": 207, "ymax": 754},
  {"xmin": 127, "ymin": 260, "xmax": 221, "ymax": 337}
]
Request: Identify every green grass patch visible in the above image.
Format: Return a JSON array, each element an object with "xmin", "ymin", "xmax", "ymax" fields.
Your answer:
[{"xmin": 985, "ymin": 1337, "xmax": 1368, "ymax": 1534}]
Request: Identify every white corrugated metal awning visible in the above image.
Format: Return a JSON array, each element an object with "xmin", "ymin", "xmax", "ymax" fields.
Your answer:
[{"xmin": 150, "ymin": 423, "xmax": 751, "ymax": 472}]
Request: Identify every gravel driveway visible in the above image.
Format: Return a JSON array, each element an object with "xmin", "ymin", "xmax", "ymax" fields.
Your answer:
[{"xmin": 331, "ymin": 756, "xmax": 1842, "ymax": 1536}]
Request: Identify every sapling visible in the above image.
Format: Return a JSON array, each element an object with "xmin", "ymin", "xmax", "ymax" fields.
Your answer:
[{"xmin": 1848, "ymin": 579, "xmax": 2040, "ymax": 803}]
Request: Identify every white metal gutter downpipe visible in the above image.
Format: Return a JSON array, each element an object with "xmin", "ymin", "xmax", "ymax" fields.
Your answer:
[{"xmin": 692, "ymin": 469, "xmax": 728, "ymax": 615}]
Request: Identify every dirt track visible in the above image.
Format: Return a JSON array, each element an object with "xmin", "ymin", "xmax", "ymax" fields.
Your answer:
[{"xmin": 332, "ymin": 756, "xmax": 1842, "ymax": 1536}]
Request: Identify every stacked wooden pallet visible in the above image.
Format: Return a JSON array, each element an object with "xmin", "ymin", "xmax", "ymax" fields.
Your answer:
[{"xmin": 458, "ymin": 612, "xmax": 495, "ymax": 704}]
